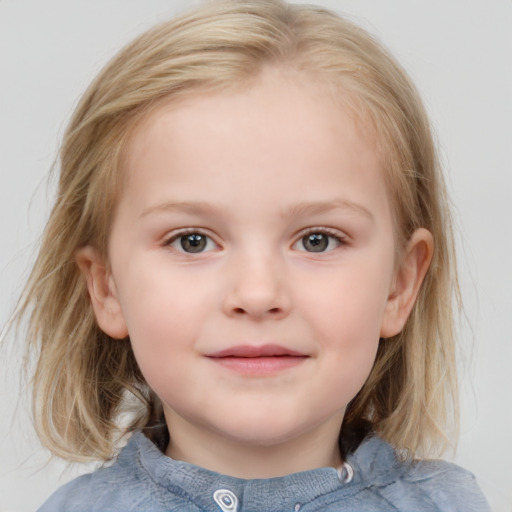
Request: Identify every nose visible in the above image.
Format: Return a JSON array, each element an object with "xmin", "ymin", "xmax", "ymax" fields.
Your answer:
[{"xmin": 222, "ymin": 250, "xmax": 291, "ymax": 320}]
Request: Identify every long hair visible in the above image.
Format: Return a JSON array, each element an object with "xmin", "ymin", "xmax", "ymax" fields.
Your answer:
[{"xmin": 17, "ymin": 0, "xmax": 459, "ymax": 461}]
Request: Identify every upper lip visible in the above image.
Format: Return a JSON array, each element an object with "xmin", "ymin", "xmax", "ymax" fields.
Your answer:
[{"xmin": 207, "ymin": 344, "xmax": 307, "ymax": 358}]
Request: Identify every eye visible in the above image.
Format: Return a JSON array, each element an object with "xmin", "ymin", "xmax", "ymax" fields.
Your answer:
[
  {"xmin": 167, "ymin": 231, "xmax": 217, "ymax": 253},
  {"xmin": 293, "ymin": 230, "xmax": 344, "ymax": 253}
]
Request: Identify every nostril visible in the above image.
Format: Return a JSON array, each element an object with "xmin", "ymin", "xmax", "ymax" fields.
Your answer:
[
  {"xmin": 230, "ymin": 306, "xmax": 283, "ymax": 317},
  {"xmin": 223, "ymin": 281, "xmax": 291, "ymax": 318}
]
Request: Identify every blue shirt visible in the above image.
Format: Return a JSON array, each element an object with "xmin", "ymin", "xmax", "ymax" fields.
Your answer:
[{"xmin": 38, "ymin": 431, "xmax": 491, "ymax": 511}]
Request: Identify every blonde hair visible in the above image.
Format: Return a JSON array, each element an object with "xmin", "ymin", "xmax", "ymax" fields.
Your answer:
[{"xmin": 18, "ymin": 0, "xmax": 459, "ymax": 462}]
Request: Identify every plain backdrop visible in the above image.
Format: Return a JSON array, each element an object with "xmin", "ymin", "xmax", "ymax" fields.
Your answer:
[{"xmin": 1, "ymin": 1, "xmax": 511, "ymax": 511}]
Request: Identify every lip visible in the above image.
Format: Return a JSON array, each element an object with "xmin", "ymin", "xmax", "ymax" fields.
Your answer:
[
  {"xmin": 206, "ymin": 344, "xmax": 308, "ymax": 376},
  {"xmin": 208, "ymin": 344, "xmax": 306, "ymax": 358}
]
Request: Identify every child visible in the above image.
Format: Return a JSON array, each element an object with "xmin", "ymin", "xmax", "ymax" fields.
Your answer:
[{"xmin": 18, "ymin": 0, "xmax": 491, "ymax": 510}]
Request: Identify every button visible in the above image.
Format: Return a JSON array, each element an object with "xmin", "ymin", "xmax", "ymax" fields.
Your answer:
[
  {"xmin": 337, "ymin": 462, "xmax": 354, "ymax": 484},
  {"xmin": 213, "ymin": 489, "xmax": 238, "ymax": 512}
]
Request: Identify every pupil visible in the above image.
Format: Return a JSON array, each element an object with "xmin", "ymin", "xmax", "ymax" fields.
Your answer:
[
  {"xmin": 181, "ymin": 233, "xmax": 206, "ymax": 253},
  {"xmin": 304, "ymin": 233, "xmax": 328, "ymax": 252}
]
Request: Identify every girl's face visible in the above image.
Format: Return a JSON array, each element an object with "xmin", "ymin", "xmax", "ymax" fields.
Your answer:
[{"xmin": 82, "ymin": 69, "xmax": 431, "ymax": 477}]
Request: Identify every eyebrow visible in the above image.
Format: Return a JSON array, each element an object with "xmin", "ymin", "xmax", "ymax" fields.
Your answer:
[
  {"xmin": 140, "ymin": 199, "xmax": 374, "ymax": 221},
  {"xmin": 140, "ymin": 201, "xmax": 221, "ymax": 218},
  {"xmin": 283, "ymin": 199, "xmax": 374, "ymax": 221}
]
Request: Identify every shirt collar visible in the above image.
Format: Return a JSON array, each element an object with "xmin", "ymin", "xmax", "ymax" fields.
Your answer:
[{"xmin": 125, "ymin": 430, "xmax": 404, "ymax": 511}]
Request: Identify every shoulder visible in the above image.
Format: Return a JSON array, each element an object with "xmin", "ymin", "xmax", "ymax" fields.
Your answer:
[
  {"xmin": 37, "ymin": 472, "xmax": 99, "ymax": 512},
  {"xmin": 36, "ymin": 433, "xmax": 172, "ymax": 512},
  {"xmin": 348, "ymin": 436, "xmax": 491, "ymax": 512},
  {"xmin": 36, "ymin": 465, "xmax": 150, "ymax": 512},
  {"xmin": 402, "ymin": 458, "xmax": 491, "ymax": 512}
]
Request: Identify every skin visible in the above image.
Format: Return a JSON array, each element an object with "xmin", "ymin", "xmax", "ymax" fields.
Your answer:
[{"xmin": 77, "ymin": 69, "xmax": 433, "ymax": 479}]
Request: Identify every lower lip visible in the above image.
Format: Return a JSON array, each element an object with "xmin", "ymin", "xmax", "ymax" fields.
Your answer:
[{"xmin": 209, "ymin": 356, "xmax": 307, "ymax": 375}]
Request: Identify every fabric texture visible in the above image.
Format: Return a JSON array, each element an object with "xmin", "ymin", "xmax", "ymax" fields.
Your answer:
[{"xmin": 38, "ymin": 431, "xmax": 491, "ymax": 512}]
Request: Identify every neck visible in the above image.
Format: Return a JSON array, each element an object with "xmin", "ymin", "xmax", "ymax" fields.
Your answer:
[{"xmin": 164, "ymin": 413, "xmax": 343, "ymax": 479}]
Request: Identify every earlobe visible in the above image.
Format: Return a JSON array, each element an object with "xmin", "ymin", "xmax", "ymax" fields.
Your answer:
[
  {"xmin": 380, "ymin": 228, "xmax": 434, "ymax": 338},
  {"xmin": 75, "ymin": 246, "xmax": 129, "ymax": 339}
]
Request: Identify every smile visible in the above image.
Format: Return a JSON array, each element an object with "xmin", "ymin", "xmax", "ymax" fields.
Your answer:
[{"xmin": 206, "ymin": 344, "xmax": 309, "ymax": 376}]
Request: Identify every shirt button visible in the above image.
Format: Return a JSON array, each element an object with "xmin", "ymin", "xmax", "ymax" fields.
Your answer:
[
  {"xmin": 213, "ymin": 489, "xmax": 238, "ymax": 512},
  {"xmin": 337, "ymin": 462, "xmax": 354, "ymax": 484}
]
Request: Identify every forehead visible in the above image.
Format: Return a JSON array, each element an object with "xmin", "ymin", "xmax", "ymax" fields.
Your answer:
[
  {"xmin": 127, "ymin": 67, "xmax": 380, "ymax": 161},
  {"xmin": 118, "ymin": 70, "xmax": 390, "ymax": 223}
]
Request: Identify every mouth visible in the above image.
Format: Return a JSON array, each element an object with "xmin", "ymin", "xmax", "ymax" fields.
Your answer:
[{"xmin": 206, "ymin": 344, "xmax": 308, "ymax": 376}]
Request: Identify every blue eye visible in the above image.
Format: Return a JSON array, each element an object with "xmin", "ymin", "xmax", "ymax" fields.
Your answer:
[
  {"xmin": 295, "ymin": 231, "xmax": 344, "ymax": 253},
  {"xmin": 168, "ymin": 232, "xmax": 217, "ymax": 253}
]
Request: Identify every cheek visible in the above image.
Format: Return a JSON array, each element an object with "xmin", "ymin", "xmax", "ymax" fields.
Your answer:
[
  {"xmin": 302, "ymin": 259, "xmax": 392, "ymax": 340},
  {"xmin": 296, "ymin": 254, "xmax": 393, "ymax": 389},
  {"xmin": 114, "ymin": 269, "xmax": 183, "ymax": 355},
  {"xmin": 114, "ymin": 261, "xmax": 219, "ymax": 380},
  {"xmin": 117, "ymin": 257, "xmax": 212, "ymax": 328}
]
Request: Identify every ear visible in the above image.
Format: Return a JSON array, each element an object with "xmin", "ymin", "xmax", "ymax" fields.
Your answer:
[
  {"xmin": 75, "ymin": 246, "xmax": 129, "ymax": 339},
  {"xmin": 380, "ymin": 228, "xmax": 434, "ymax": 338}
]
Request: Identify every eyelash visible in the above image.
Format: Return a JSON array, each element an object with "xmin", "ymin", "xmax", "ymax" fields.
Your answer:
[
  {"xmin": 163, "ymin": 229, "xmax": 219, "ymax": 254},
  {"xmin": 162, "ymin": 227, "xmax": 347, "ymax": 254},
  {"xmin": 293, "ymin": 227, "xmax": 347, "ymax": 253}
]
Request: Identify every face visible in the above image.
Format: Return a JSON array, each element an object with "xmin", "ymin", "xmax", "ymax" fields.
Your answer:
[{"xmin": 82, "ymin": 69, "xmax": 429, "ymax": 472}]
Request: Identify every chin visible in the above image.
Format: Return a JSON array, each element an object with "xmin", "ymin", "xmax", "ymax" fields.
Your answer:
[{"xmin": 211, "ymin": 415, "xmax": 313, "ymax": 447}]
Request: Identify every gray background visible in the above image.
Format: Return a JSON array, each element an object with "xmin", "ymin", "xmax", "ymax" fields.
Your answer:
[{"xmin": 1, "ymin": 1, "xmax": 511, "ymax": 511}]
